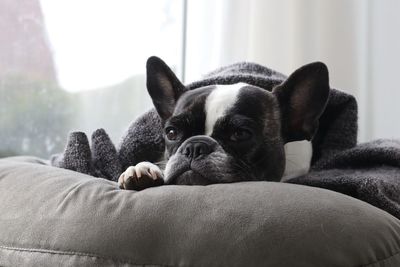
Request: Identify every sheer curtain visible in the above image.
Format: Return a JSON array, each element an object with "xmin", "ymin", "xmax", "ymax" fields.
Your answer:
[{"xmin": 185, "ymin": 0, "xmax": 400, "ymax": 142}]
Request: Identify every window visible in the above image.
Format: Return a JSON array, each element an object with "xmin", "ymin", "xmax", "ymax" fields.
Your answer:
[
  {"xmin": 0, "ymin": 0, "xmax": 184, "ymax": 158},
  {"xmin": 3, "ymin": 1, "xmax": 400, "ymax": 160}
]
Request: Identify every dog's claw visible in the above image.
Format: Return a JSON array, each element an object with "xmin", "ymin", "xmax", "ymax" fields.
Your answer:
[{"xmin": 118, "ymin": 162, "xmax": 164, "ymax": 191}]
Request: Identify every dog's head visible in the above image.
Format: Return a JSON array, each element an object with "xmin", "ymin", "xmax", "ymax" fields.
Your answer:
[{"xmin": 146, "ymin": 57, "xmax": 329, "ymax": 185}]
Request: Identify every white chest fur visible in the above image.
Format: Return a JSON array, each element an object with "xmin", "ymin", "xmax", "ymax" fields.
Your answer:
[{"xmin": 282, "ymin": 140, "xmax": 313, "ymax": 180}]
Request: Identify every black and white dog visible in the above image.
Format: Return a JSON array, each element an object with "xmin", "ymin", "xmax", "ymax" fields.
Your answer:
[{"xmin": 118, "ymin": 57, "xmax": 329, "ymax": 189}]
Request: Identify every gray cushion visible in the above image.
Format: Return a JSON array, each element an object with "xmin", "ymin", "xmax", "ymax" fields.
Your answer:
[{"xmin": 0, "ymin": 156, "xmax": 400, "ymax": 267}]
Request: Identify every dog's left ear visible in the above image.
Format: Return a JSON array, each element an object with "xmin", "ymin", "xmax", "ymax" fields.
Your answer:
[
  {"xmin": 273, "ymin": 62, "xmax": 330, "ymax": 143},
  {"xmin": 146, "ymin": 56, "xmax": 186, "ymax": 121}
]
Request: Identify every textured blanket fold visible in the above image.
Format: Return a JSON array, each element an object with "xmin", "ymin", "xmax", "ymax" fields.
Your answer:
[{"xmin": 51, "ymin": 61, "xmax": 400, "ymax": 219}]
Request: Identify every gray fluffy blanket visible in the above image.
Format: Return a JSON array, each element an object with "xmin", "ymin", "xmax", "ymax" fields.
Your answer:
[
  {"xmin": 287, "ymin": 139, "xmax": 400, "ymax": 219},
  {"xmin": 51, "ymin": 62, "xmax": 400, "ymax": 220}
]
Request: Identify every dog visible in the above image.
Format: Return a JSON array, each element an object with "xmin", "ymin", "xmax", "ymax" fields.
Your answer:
[{"xmin": 118, "ymin": 56, "xmax": 329, "ymax": 190}]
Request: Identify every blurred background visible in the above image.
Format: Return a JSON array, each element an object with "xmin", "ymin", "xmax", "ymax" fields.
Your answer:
[{"xmin": 1, "ymin": 0, "xmax": 399, "ymax": 158}]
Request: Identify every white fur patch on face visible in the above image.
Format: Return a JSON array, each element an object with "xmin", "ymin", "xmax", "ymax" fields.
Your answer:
[
  {"xmin": 282, "ymin": 140, "xmax": 313, "ymax": 181},
  {"xmin": 204, "ymin": 83, "xmax": 246, "ymax": 136}
]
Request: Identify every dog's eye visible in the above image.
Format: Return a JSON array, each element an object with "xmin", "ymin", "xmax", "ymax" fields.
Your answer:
[
  {"xmin": 231, "ymin": 129, "xmax": 252, "ymax": 142},
  {"xmin": 166, "ymin": 127, "xmax": 178, "ymax": 141}
]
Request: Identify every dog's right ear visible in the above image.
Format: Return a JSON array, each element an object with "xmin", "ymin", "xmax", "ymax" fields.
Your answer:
[{"xmin": 146, "ymin": 56, "xmax": 186, "ymax": 121}]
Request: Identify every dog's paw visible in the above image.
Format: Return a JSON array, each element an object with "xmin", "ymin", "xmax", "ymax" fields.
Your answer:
[{"xmin": 118, "ymin": 162, "xmax": 164, "ymax": 191}]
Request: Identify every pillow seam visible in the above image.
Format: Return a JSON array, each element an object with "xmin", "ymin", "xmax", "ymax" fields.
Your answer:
[
  {"xmin": 360, "ymin": 249, "xmax": 400, "ymax": 267},
  {"xmin": 0, "ymin": 244, "xmax": 174, "ymax": 267}
]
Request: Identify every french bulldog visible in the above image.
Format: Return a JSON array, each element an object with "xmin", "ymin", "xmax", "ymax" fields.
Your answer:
[{"xmin": 118, "ymin": 56, "xmax": 329, "ymax": 190}]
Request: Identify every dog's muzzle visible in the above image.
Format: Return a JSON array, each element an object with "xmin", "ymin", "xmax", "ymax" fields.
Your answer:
[
  {"xmin": 164, "ymin": 135, "xmax": 222, "ymax": 185},
  {"xmin": 178, "ymin": 135, "xmax": 218, "ymax": 161}
]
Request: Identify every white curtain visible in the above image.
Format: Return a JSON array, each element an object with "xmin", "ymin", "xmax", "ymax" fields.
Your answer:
[{"xmin": 185, "ymin": 0, "xmax": 400, "ymax": 142}]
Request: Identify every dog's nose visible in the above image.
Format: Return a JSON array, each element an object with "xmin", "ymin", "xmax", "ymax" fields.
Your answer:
[
  {"xmin": 183, "ymin": 142, "xmax": 211, "ymax": 159},
  {"xmin": 180, "ymin": 136, "xmax": 217, "ymax": 159}
]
